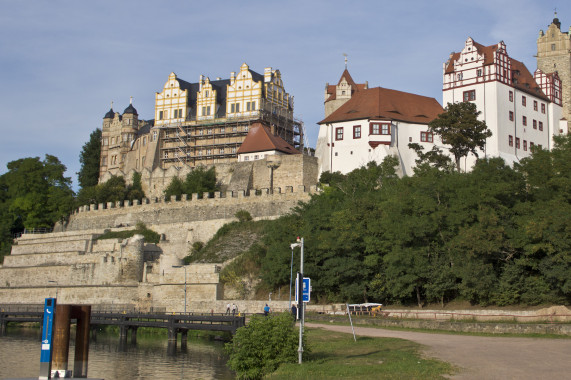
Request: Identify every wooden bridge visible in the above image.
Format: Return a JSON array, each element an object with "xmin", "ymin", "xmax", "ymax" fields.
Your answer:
[{"xmin": 0, "ymin": 305, "xmax": 245, "ymax": 346}]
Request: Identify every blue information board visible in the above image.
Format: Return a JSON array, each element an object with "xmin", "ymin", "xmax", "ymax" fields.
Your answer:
[
  {"xmin": 295, "ymin": 277, "xmax": 311, "ymax": 303},
  {"xmin": 39, "ymin": 298, "xmax": 56, "ymax": 379}
]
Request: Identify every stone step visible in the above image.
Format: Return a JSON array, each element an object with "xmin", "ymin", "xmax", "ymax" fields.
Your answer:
[
  {"xmin": 2, "ymin": 251, "xmax": 96, "ymax": 268},
  {"xmin": 11, "ymin": 239, "xmax": 92, "ymax": 255},
  {"xmin": 15, "ymin": 232, "xmax": 99, "ymax": 245}
]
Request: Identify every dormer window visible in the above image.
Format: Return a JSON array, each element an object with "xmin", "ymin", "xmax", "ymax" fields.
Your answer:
[{"xmin": 205, "ymin": 90, "xmax": 209, "ymax": 97}]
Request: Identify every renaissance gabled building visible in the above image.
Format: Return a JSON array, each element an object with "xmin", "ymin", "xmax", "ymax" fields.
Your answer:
[
  {"xmin": 99, "ymin": 63, "xmax": 303, "ymax": 180},
  {"xmin": 443, "ymin": 37, "xmax": 565, "ymax": 167}
]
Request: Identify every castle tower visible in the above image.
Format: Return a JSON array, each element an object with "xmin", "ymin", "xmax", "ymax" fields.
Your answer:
[{"xmin": 537, "ymin": 13, "xmax": 571, "ymax": 132}]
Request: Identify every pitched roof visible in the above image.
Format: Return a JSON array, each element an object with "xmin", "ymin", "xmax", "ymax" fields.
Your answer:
[
  {"xmin": 325, "ymin": 69, "xmax": 367, "ymax": 102},
  {"xmin": 445, "ymin": 39, "xmax": 549, "ymax": 101},
  {"xmin": 237, "ymin": 122, "xmax": 300, "ymax": 155},
  {"xmin": 319, "ymin": 87, "xmax": 443, "ymax": 125}
]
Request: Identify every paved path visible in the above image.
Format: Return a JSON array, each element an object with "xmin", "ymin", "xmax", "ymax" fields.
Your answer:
[{"xmin": 306, "ymin": 323, "xmax": 571, "ymax": 379}]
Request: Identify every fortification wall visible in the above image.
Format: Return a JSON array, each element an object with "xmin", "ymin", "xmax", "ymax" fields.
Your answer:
[{"xmin": 101, "ymin": 154, "xmax": 319, "ymax": 199}]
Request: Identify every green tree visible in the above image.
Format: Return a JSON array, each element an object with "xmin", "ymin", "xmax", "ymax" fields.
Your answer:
[
  {"xmin": 77, "ymin": 128, "xmax": 102, "ymax": 189},
  {"xmin": 225, "ymin": 312, "xmax": 304, "ymax": 379},
  {"xmin": 429, "ymin": 102, "xmax": 492, "ymax": 171},
  {"xmin": 164, "ymin": 166, "xmax": 218, "ymax": 200},
  {"xmin": 126, "ymin": 171, "xmax": 145, "ymax": 201},
  {"xmin": 0, "ymin": 155, "xmax": 74, "ymax": 262}
]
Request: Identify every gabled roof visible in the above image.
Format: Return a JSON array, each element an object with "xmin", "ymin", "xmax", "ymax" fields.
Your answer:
[
  {"xmin": 237, "ymin": 122, "xmax": 300, "ymax": 155},
  {"xmin": 325, "ymin": 69, "xmax": 367, "ymax": 102},
  {"xmin": 445, "ymin": 39, "xmax": 549, "ymax": 101},
  {"xmin": 319, "ymin": 87, "xmax": 443, "ymax": 125}
]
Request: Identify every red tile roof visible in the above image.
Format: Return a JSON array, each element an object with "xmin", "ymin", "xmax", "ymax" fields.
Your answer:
[
  {"xmin": 237, "ymin": 122, "xmax": 300, "ymax": 155},
  {"xmin": 319, "ymin": 87, "xmax": 443, "ymax": 125}
]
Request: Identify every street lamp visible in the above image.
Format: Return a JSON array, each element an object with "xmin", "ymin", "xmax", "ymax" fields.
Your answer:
[
  {"xmin": 289, "ymin": 240, "xmax": 301, "ymax": 309},
  {"xmin": 48, "ymin": 280, "xmax": 58, "ymax": 299},
  {"xmin": 290, "ymin": 237, "xmax": 305, "ymax": 364},
  {"xmin": 172, "ymin": 265, "xmax": 187, "ymax": 314}
]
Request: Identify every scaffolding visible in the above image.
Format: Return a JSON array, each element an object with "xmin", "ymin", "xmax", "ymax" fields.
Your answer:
[{"xmin": 158, "ymin": 102, "xmax": 303, "ymax": 170}]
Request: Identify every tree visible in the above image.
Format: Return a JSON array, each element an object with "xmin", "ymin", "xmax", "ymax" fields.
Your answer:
[
  {"xmin": 163, "ymin": 166, "xmax": 218, "ymax": 200},
  {"xmin": 0, "ymin": 155, "xmax": 74, "ymax": 262},
  {"xmin": 77, "ymin": 128, "xmax": 102, "ymax": 190},
  {"xmin": 429, "ymin": 102, "xmax": 492, "ymax": 171},
  {"xmin": 225, "ymin": 313, "xmax": 304, "ymax": 379}
]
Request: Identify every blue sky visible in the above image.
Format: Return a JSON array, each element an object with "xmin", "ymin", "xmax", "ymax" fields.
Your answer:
[{"xmin": 0, "ymin": 0, "xmax": 568, "ymax": 189}]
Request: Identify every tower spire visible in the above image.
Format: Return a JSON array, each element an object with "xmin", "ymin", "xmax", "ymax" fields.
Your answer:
[
  {"xmin": 343, "ymin": 53, "xmax": 348, "ymax": 70},
  {"xmin": 130, "ymin": 96, "xmax": 133, "ymax": 105}
]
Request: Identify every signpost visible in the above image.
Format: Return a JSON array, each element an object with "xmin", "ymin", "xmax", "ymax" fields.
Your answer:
[
  {"xmin": 39, "ymin": 298, "xmax": 56, "ymax": 380},
  {"xmin": 295, "ymin": 276, "xmax": 311, "ymax": 303}
]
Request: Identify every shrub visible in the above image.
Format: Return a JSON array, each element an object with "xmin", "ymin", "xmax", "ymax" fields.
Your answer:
[
  {"xmin": 235, "ymin": 210, "xmax": 253, "ymax": 222},
  {"xmin": 225, "ymin": 312, "xmax": 305, "ymax": 379}
]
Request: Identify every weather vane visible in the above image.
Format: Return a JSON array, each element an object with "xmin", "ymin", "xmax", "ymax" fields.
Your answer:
[{"xmin": 343, "ymin": 53, "xmax": 348, "ymax": 69}]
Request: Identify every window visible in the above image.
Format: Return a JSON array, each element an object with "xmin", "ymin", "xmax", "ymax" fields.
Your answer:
[
  {"xmin": 533, "ymin": 120, "xmax": 537, "ymax": 129},
  {"xmin": 509, "ymin": 111, "xmax": 514, "ymax": 121},
  {"xmin": 152, "ymin": 131, "xmax": 157, "ymax": 141},
  {"xmin": 207, "ymin": 149, "xmax": 211, "ymax": 155},
  {"xmin": 244, "ymin": 156, "xmax": 249, "ymax": 161},
  {"xmin": 509, "ymin": 91, "xmax": 513, "ymax": 102},
  {"xmin": 246, "ymin": 101, "xmax": 256, "ymax": 111},
  {"xmin": 523, "ymin": 116, "xmax": 527, "ymax": 126},
  {"xmin": 533, "ymin": 101, "xmax": 538, "ymax": 111},
  {"xmin": 336, "ymin": 127, "xmax": 344, "ymax": 140},
  {"xmin": 522, "ymin": 96, "xmax": 526, "ymax": 106},
  {"xmin": 551, "ymin": 43, "xmax": 556, "ymax": 51},
  {"xmin": 219, "ymin": 148, "xmax": 224, "ymax": 154},
  {"xmin": 220, "ymin": 127, "xmax": 225, "ymax": 133},
  {"xmin": 205, "ymin": 90, "xmax": 209, "ymax": 97},
  {"xmin": 371, "ymin": 124, "xmax": 380, "ymax": 135},
  {"xmin": 530, "ymin": 142, "xmax": 535, "ymax": 150},
  {"xmin": 142, "ymin": 156, "xmax": 145, "ymax": 166},
  {"xmin": 254, "ymin": 155, "xmax": 259, "ymax": 160},
  {"xmin": 516, "ymin": 137, "xmax": 520, "ymax": 149},
  {"xmin": 477, "ymin": 69, "xmax": 482, "ymax": 77},
  {"xmin": 101, "ymin": 156, "xmax": 107, "ymax": 166},
  {"xmin": 159, "ymin": 111, "xmax": 164, "ymax": 120},
  {"xmin": 539, "ymin": 121, "xmax": 543, "ymax": 131},
  {"xmin": 509, "ymin": 135, "xmax": 513, "ymax": 147},
  {"xmin": 103, "ymin": 138, "xmax": 108, "ymax": 146},
  {"xmin": 231, "ymin": 103, "xmax": 240, "ymax": 113},
  {"xmin": 523, "ymin": 140, "xmax": 527, "ymax": 151},
  {"xmin": 381, "ymin": 124, "xmax": 390, "ymax": 135},
  {"xmin": 353, "ymin": 125, "xmax": 361, "ymax": 139},
  {"xmin": 420, "ymin": 131, "xmax": 433, "ymax": 142},
  {"xmin": 231, "ymin": 147, "xmax": 236, "ymax": 153},
  {"xmin": 174, "ymin": 109, "xmax": 178, "ymax": 118},
  {"xmin": 463, "ymin": 90, "xmax": 476, "ymax": 101},
  {"xmin": 541, "ymin": 104, "xmax": 546, "ymax": 114},
  {"xmin": 457, "ymin": 73, "xmax": 463, "ymax": 80}
]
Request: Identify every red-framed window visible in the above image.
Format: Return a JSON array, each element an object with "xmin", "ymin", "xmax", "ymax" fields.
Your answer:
[
  {"xmin": 369, "ymin": 123, "xmax": 390, "ymax": 135},
  {"xmin": 533, "ymin": 120, "xmax": 537, "ymax": 129},
  {"xmin": 530, "ymin": 142, "xmax": 535, "ymax": 150},
  {"xmin": 509, "ymin": 111, "xmax": 514, "ymax": 121},
  {"xmin": 533, "ymin": 101, "xmax": 538, "ymax": 111},
  {"xmin": 541, "ymin": 103, "xmax": 546, "ymax": 114},
  {"xmin": 516, "ymin": 137, "xmax": 520, "ymax": 149},
  {"xmin": 335, "ymin": 127, "xmax": 343, "ymax": 141},
  {"xmin": 420, "ymin": 131, "xmax": 433, "ymax": 142},
  {"xmin": 523, "ymin": 116, "xmax": 527, "ymax": 126},
  {"xmin": 509, "ymin": 91, "xmax": 513, "ymax": 102},
  {"xmin": 508, "ymin": 135, "xmax": 513, "ymax": 147},
  {"xmin": 463, "ymin": 90, "xmax": 476, "ymax": 101},
  {"xmin": 522, "ymin": 96, "xmax": 527, "ymax": 106},
  {"xmin": 523, "ymin": 140, "xmax": 527, "ymax": 151},
  {"xmin": 353, "ymin": 125, "xmax": 361, "ymax": 139},
  {"xmin": 538, "ymin": 121, "xmax": 543, "ymax": 131}
]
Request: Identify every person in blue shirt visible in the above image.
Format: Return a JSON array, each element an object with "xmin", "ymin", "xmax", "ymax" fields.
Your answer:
[{"xmin": 263, "ymin": 304, "xmax": 270, "ymax": 316}]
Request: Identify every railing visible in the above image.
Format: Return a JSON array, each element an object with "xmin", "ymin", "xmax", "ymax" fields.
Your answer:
[{"xmin": 12, "ymin": 227, "xmax": 53, "ymax": 239}]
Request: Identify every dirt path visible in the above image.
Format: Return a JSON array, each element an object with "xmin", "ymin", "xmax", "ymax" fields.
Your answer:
[{"xmin": 305, "ymin": 322, "xmax": 571, "ymax": 379}]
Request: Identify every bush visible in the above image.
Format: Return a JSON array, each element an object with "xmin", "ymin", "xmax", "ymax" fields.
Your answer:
[
  {"xmin": 96, "ymin": 222, "xmax": 160, "ymax": 244},
  {"xmin": 225, "ymin": 312, "xmax": 305, "ymax": 379},
  {"xmin": 235, "ymin": 210, "xmax": 252, "ymax": 222}
]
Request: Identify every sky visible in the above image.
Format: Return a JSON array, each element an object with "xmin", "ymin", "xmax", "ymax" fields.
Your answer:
[{"xmin": 0, "ymin": 0, "xmax": 568, "ymax": 190}]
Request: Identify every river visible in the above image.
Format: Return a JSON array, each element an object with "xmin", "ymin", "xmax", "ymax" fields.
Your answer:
[{"xmin": 0, "ymin": 327, "xmax": 234, "ymax": 379}]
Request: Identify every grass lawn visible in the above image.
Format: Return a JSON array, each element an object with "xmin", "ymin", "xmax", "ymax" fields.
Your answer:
[{"xmin": 268, "ymin": 327, "xmax": 454, "ymax": 379}]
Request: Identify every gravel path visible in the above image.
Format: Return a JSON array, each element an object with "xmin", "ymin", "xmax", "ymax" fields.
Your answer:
[{"xmin": 305, "ymin": 322, "xmax": 571, "ymax": 379}]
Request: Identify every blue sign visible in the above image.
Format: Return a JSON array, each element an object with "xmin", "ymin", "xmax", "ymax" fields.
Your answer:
[
  {"xmin": 295, "ymin": 277, "xmax": 311, "ymax": 303},
  {"xmin": 39, "ymin": 298, "xmax": 56, "ymax": 378}
]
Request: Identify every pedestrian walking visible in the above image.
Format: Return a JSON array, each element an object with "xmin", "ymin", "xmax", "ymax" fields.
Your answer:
[
  {"xmin": 231, "ymin": 303, "xmax": 237, "ymax": 316},
  {"xmin": 226, "ymin": 302, "xmax": 231, "ymax": 315},
  {"xmin": 263, "ymin": 304, "xmax": 270, "ymax": 316}
]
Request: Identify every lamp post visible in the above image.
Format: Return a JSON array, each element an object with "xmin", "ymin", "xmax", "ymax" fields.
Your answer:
[
  {"xmin": 48, "ymin": 280, "xmax": 58, "ymax": 299},
  {"xmin": 172, "ymin": 265, "xmax": 187, "ymax": 314},
  {"xmin": 290, "ymin": 237, "xmax": 304, "ymax": 364},
  {"xmin": 289, "ymin": 241, "xmax": 300, "ymax": 309}
]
